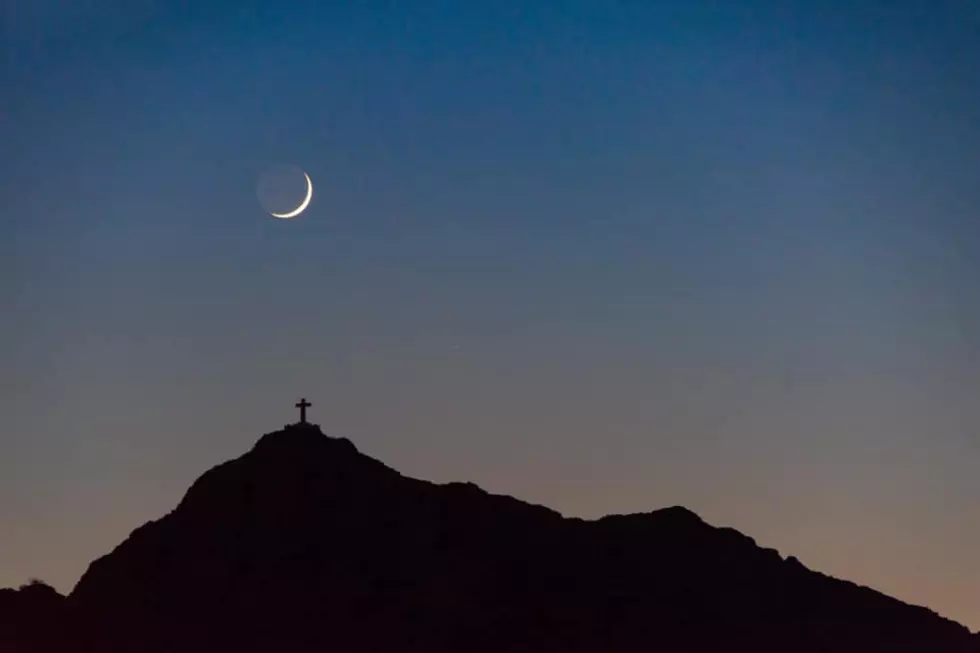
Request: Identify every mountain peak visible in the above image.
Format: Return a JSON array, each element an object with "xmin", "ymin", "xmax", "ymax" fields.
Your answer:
[
  {"xmin": 252, "ymin": 421, "xmax": 359, "ymax": 456},
  {"xmin": 6, "ymin": 422, "xmax": 977, "ymax": 652}
]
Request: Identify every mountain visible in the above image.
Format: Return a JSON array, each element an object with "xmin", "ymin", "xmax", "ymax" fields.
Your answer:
[
  {"xmin": 0, "ymin": 581, "xmax": 75, "ymax": 652},
  {"xmin": 3, "ymin": 421, "xmax": 978, "ymax": 652}
]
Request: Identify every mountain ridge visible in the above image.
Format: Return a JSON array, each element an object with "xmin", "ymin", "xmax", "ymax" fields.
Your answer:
[{"xmin": 3, "ymin": 421, "xmax": 977, "ymax": 652}]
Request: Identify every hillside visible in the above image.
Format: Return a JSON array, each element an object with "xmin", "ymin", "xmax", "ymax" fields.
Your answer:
[{"xmin": 3, "ymin": 421, "xmax": 977, "ymax": 652}]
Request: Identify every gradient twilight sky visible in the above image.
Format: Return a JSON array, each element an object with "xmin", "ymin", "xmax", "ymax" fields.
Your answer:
[{"xmin": 3, "ymin": 0, "xmax": 979, "ymax": 628}]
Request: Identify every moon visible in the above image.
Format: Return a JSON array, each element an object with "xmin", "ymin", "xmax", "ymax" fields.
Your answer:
[{"xmin": 269, "ymin": 172, "xmax": 313, "ymax": 219}]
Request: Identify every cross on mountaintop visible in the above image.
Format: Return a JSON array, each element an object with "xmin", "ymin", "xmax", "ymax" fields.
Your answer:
[{"xmin": 295, "ymin": 398, "xmax": 311, "ymax": 424}]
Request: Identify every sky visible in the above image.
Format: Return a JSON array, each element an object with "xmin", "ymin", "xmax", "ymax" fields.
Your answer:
[{"xmin": 2, "ymin": 0, "xmax": 979, "ymax": 629}]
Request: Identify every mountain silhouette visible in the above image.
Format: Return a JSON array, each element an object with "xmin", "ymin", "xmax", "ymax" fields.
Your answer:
[{"xmin": 3, "ymin": 421, "xmax": 978, "ymax": 652}]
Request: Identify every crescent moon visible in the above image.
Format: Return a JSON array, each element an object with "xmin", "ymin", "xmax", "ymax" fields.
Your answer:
[{"xmin": 270, "ymin": 172, "xmax": 313, "ymax": 219}]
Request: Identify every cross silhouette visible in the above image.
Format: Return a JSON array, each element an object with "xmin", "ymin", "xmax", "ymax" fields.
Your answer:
[{"xmin": 295, "ymin": 398, "xmax": 311, "ymax": 424}]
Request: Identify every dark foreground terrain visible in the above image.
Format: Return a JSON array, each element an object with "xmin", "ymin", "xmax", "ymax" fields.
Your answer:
[{"xmin": 3, "ymin": 422, "xmax": 977, "ymax": 652}]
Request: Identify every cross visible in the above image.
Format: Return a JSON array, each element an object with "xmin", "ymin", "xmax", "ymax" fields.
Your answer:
[{"xmin": 295, "ymin": 398, "xmax": 311, "ymax": 424}]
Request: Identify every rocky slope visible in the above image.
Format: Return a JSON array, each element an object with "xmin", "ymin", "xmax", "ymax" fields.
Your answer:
[{"xmin": 4, "ymin": 422, "xmax": 978, "ymax": 652}]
